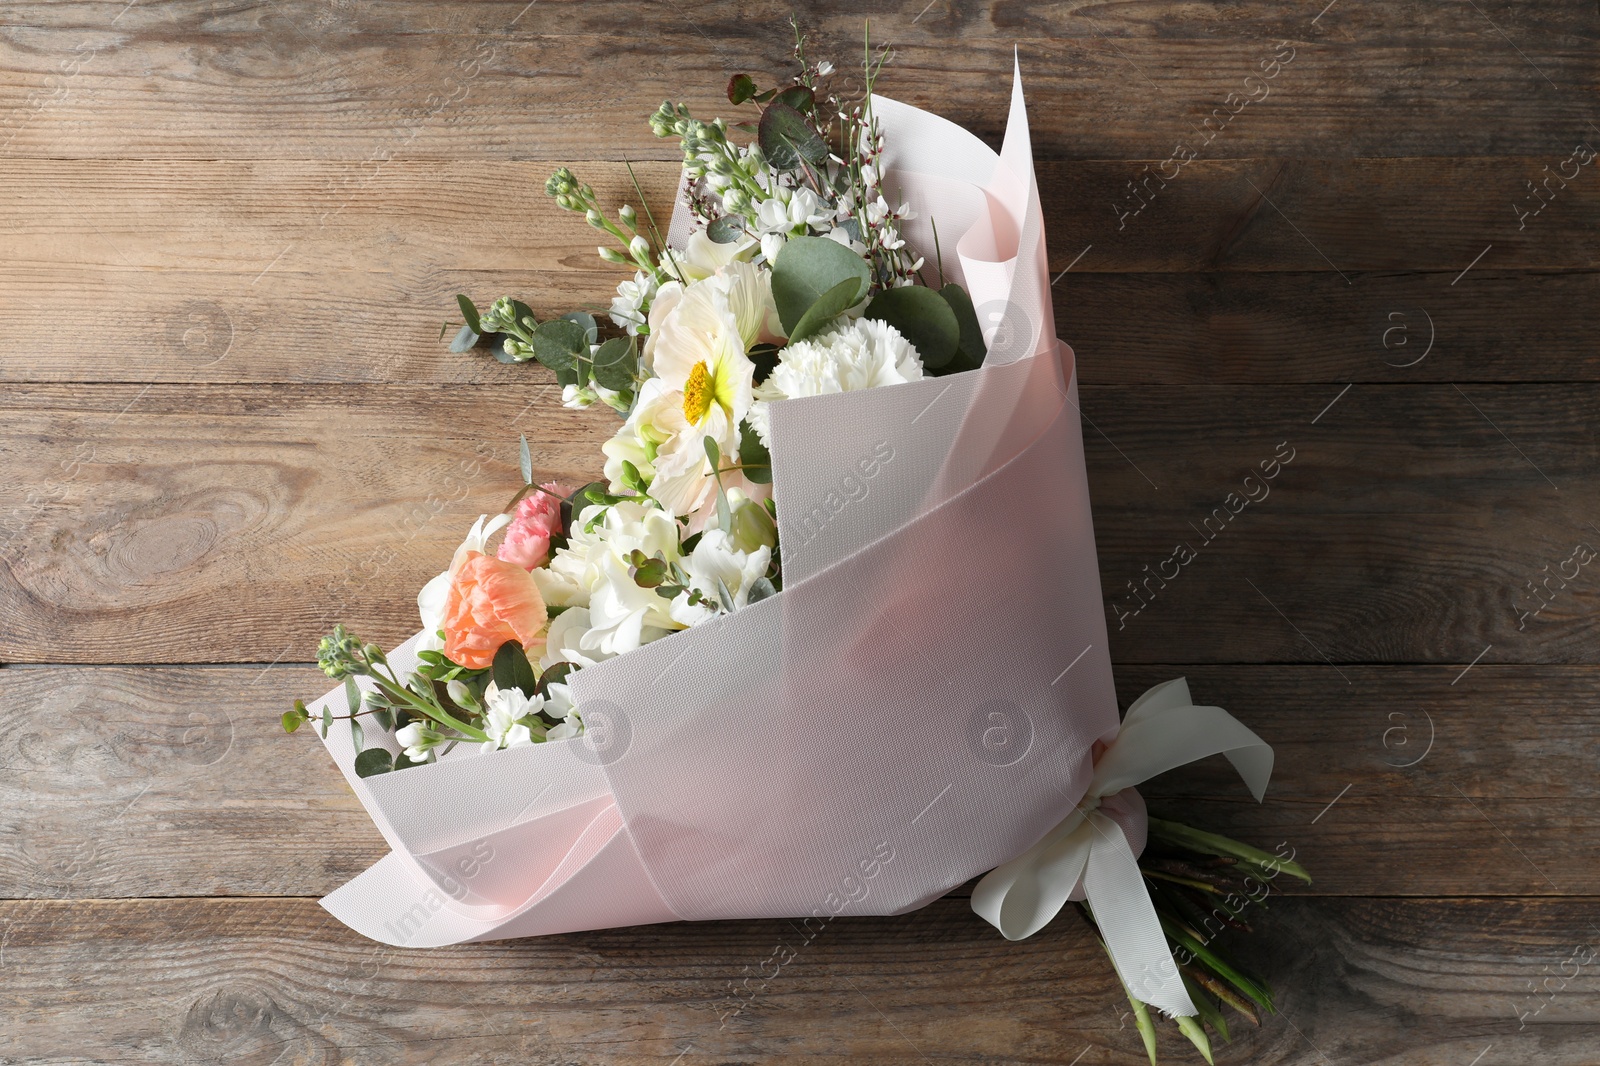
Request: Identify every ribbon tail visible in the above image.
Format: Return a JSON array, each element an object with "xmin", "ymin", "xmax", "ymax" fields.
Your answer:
[
  {"xmin": 971, "ymin": 812, "xmax": 1093, "ymax": 941},
  {"xmin": 1083, "ymin": 811, "xmax": 1197, "ymax": 1018}
]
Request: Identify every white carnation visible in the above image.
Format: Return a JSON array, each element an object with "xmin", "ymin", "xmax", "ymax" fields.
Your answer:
[{"xmin": 749, "ymin": 317, "xmax": 924, "ymax": 447}]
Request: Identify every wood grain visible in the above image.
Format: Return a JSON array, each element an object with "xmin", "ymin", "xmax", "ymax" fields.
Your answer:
[
  {"xmin": 2, "ymin": 158, "xmax": 1596, "ymax": 282},
  {"xmin": 1, "ymin": 3, "xmax": 1595, "ymax": 161},
  {"xmin": 2, "ymin": 664, "xmax": 1593, "ymax": 900},
  {"xmin": 1, "ymin": 382, "xmax": 1592, "ymax": 664},
  {"xmin": 0, "ymin": 895, "xmax": 1594, "ymax": 1065}
]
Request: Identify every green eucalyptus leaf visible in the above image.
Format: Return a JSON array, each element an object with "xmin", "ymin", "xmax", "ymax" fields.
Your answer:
[
  {"xmin": 530, "ymin": 318, "xmax": 587, "ymax": 373},
  {"xmin": 519, "ymin": 434, "xmax": 533, "ymax": 485},
  {"xmin": 492, "ymin": 640, "xmax": 538, "ymax": 696},
  {"xmin": 939, "ymin": 283, "xmax": 988, "ymax": 373},
  {"xmin": 281, "ymin": 709, "xmax": 303, "ymax": 733},
  {"xmin": 509, "ymin": 300, "xmax": 537, "ymax": 334},
  {"xmin": 758, "ymin": 101, "xmax": 828, "ymax": 171},
  {"xmin": 727, "ymin": 73, "xmax": 759, "ymax": 104},
  {"xmin": 591, "ymin": 336, "xmax": 637, "ymax": 391},
  {"xmin": 354, "ymin": 747, "xmax": 394, "ymax": 778},
  {"xmin": 343, "ymin": 677, "xmax": 361, "ymax": 715},
  {"xmin": 372, "ymin": 705, "xmax": 394, "ymax": 734},
  {"xmin": 456, "ymin": 294, "xmax": 481, "ymax": 335},
  {"xmin": 772, "ymin": 85, "xmax": 814, "ymax": 113},
  {"xmin": 538, "ymin": 661, "xmax": 575, "ymax": 696},
  {"xmin": 707, "ymin": 215, "xmax": 747, "ymax": 244},
  {"xmin": 449, "ymin": 324, "xmax": 480, "ymax": 353},
  {"xmin": 320, "ymin": 704, "xmax": 332, "ymax": 739},
  {"xmin": 747, "ymin": 576, "xmax": 777, "ymax": 603},
  {"xmin": 738, "ymin": 419, "xmax": 772, "ymax": 484},
  {"xmin": 350, "ymin": 716, "xmax": 365, "ymax": 753},
  {"xmin": 786, "ymin": 276, "xmax": 859, "ymax": 344},
  {"xmin": 560, "ymin": 310, "xmax": 598, "ymax": 345},
  {"xmin": 771, "ymin": 236, "xmax": 870, "ymax": 336},
  {"xmin": 864, "ymin": 285, "xmax": 961, "ymax": 370}
]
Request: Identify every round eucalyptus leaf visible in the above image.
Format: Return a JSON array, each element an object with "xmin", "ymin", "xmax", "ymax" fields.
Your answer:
[
  {"xmin": 864, "ymin": 285, "xmax": 961, "ymax": 370},
  {"xmin": 772, "ymin": 236, "xmax": 871, "ymax": 336}
]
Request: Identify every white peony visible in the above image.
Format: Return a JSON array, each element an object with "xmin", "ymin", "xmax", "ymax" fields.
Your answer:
[
  {"xmin": 668, "ymin": 529, "xmax": 773, "ymax": 628},
  {"xmin": 748, "ymin": 317, "xmax": 924, "ymax": 447}
]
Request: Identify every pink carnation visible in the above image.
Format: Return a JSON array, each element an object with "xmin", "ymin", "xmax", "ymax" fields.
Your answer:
[{"xmin": 497, "ymin": 484, "xmax": 564, "ymax": 570}]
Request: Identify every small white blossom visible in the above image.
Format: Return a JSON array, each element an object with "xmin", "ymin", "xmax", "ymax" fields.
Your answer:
[
  {"xmin": 396, "ymin": 721, "xmax": 445, "ymax": 764},
  {"xmin": 480, "ymin": 681, "xmax": 546, "ymax": 752}
]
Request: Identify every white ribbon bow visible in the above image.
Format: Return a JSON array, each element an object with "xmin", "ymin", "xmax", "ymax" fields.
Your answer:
[{"xmin": 971, "ymin": 678, "xmax": 1273, "ymax": 1018}]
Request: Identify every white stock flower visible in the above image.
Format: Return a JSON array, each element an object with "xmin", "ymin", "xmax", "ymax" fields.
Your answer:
[
  {"xmin": 748, "ymin": 317, "xmax": 925, "ymax": 447},
  {"xmin": 543, "ymin": 682, "xmax": 584, "ymax": 740},
  {"xmin": 396, "ymin": 721, "xmax": 445, "ymax": 764},
  {"xmin": 609, "ymin": 270, "xmax": 658, "ymax": 335},
  {"xmin": 668, "ymin": 529, "xmax": 772, "ymax": 627},
  {"xmin": 479, "ymin": 681, "xmax": 545, "ymax": 752},
  {"xmin": 417, "ymin": 513, "xmax": 513, "ymax": 652}
]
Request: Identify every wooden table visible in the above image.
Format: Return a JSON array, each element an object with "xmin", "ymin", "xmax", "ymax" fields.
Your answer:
[{"xmin": 3, "ymin": 3, "xmax": 1597, "ymax": 1062}]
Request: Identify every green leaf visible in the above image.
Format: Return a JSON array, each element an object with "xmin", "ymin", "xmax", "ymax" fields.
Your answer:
[
  {"xmin": 1175, "ymin": 1015, "xmax": 1215, "ymax": 1065},
  {"xmin": 449, "ymin": 324, "xmax": 480, "ymax": 353},
  {"xmin": 737, "ymin": 418, "xmax": 772, "ymax": 484},
  {"xmin": 530, "ymin": 318, "xmax": 588, "ymax": 374},
  {"xmin": 537, "ymin": 661, "xmax": 575, "ymax": 697},
  {"xmin": 281, "ymin": 709, "xmax": 303, "ymax": 734},
  {"xmin": 492, "ymin": 640, "xmax": 537, "ymax": 696},
  {"xmin": 350, "ymin": 716, "xmax": 365, "ymax": 753},
  {"xmin": 771, "ymin": 236, "xmax": 870, "ymax": 337},
  {"xmin": 354, "ymin": 747, "xmax": 394, "ymax": 778},
  {"xmin": 591, "ymin": 336, "xmax": 637, "ymax": 391},
  {"xmin": 727, "ymin": 73, "xmax": 759, "ymax": 104},
  {"xmin": 456, "ymin": 294, "xmax": 481, "ymax": 334},
  {"xmin": 787, "ymin": 276, "xmax": 861, "ymax": 345},
  {"xmin": 509, "ymin": 300, "xmax": 537, "ymax": 334},
  {"xmin": 772, "ymin": 85, "xmax": 815, "ymax": 113},
  {"xmin": 707, "ymin": 214, "xmax": 747, "ymax": 244},
  {"xmin": 519, "ymin": 434, "xmax": 533, "ymax": 485},
  {"xmin": 705, "ymin": 437, "xmax": 731, "ymax": 533},
  {"xmin": 747, "ymin": 576, "xmax": 777, "ymax": 604},
  {"xmin": 320, "ymin": 704, "xmax": 332, "ymax": 739},
  {"xmin": 758, "ymin": 101, "xmax": 828, "ymax": 171},
  {"xmin": 371, "ymin": 705, "xmax": 394, "ymax": 734},
  {"xmin": 561, "ymin": 310, "xmax": 598, "ymax": 345},
  {"xmin": 344, "ymin": 676, "xmax": 361, "ymax": 714},
  {"xmin": 1147, "ymin": 817, "xmax": 1312, "ymax": 883},
  {"xmin": 939, "ymin": 283, "xmax": 988, "ymax": 373},
  {"xmin": 864, "ymin": 285, "xmax": 960, "ymax": 370}
]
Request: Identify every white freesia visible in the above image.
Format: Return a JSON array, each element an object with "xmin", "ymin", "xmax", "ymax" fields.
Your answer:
[
  {"xmin": 748, "ymin": 317, "xmax": 924, "ymax": 447},
  {"xmin": 417, "ymin": 513, "xmax": 513, "ymax": 652},
  {"xmin": 479, "ymin": 681, "xmax": 545, "ymax": 752},
  {"xmin": 669, "ymin": 529, "xmax": 773, "ymax": 627}
]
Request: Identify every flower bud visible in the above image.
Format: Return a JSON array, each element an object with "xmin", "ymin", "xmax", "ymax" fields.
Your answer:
[
  {"xmin": 585, "ymin": 208, "xmax": 605, "ymax": 229},
  {"xmin": 598, "ymin": 246, "xmax": 628, "ymax": 264},
  {"xmin": 618, "ymin": 204, "xmax": 637, "ymax": 226},
  {"xmin": 727, "ymin": 493, "xmax": 778, "ymax": 553},
  {"xmin": 628, "ymin": 235, "xmax": 651, "ymax": 260},
  {"xmin": 445, "ymin": 679, "xmax": 478, "ymax": 710}
]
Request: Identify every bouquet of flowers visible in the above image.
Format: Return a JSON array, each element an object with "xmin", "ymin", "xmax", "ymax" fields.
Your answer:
[{"xmin": 286, "ymin": 32, "xmax": 1307, "ymax": 1064}]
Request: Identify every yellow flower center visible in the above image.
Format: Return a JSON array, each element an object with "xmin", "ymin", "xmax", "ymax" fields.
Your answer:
[{"xmin": 682, "ymin": 361, "xmax": 714, "ymax": 426}]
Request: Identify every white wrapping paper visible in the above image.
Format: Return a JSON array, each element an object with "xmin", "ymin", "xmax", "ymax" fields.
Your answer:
[{"xmin": 310, "ymin": 61, "xmax": 1273, "ymax": 1019}]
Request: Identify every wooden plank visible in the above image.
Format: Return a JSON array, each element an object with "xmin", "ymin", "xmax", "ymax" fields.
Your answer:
[
  {"xmin": 0, "ymin": 382, "xmax": 1593, "ymax": 664},
  {"xmin": 0, "ymin": 894, "xmax": 1594, "ymax": 1063},
  {"xmin": 3, "ymin": 663, "xmax": 1595, "ymax": 900},
  {"xmin": 6, "ymin": 267, "xmax": 1600, "ymax": 385},
  {"xmin": 0, "ymin": 19, "xmax": 1595, "ymax": 161},
  {"xmin": 3, "ymin": 158, "xmax": 1597, "ymax": 282}
]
